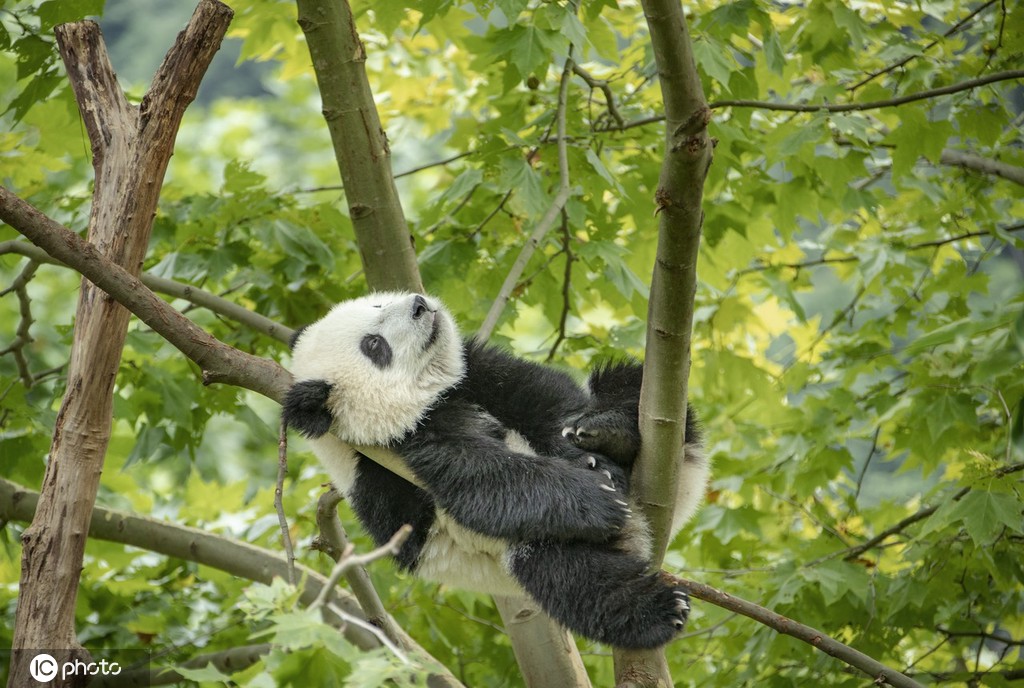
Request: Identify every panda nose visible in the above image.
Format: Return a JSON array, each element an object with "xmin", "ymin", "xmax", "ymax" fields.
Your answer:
[{"xmin": 411, "ymin": 294, "xmax": 429, "ymax": 319}]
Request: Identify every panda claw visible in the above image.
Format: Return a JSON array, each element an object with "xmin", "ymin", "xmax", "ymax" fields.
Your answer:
[
  {"xmin": 673, "ymin": 620, "xmax": 685, "ymax": 630},
  {"xmin": 601, "ymin": 468, "xmax": 613, "ymax": 480},
  {"xmin": 586, "ymin": 456, "xmax": 597, "ymax": 469},
  {"xmin": 599, "ymin": 483, "xmax": 616, "ymax": 492},
  {"xmin": 615, "ymin": 499, "xmax": 629, "ymax": 506},
  {"xmin": 562, "ymin": 426, "xmax": 575, "ymax": 439}
]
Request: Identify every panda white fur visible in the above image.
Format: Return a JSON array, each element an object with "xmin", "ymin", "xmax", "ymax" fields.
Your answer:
[{"xmin": 283, "ymin": 292, "xmax": 710, "ymax": 649}]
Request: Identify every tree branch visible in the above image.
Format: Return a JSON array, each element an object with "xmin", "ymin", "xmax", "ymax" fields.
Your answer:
[
  {"xmin": 710, "ymin": 69, "xmax": 1024, "ymax": 113},
  {"xmin": 0, "ymin": 477, "xmax": 376, "ymax": 649},
  {"xmin": 310, "ymin": 525, "xmax": 412, "ymax": 613},
  {"xmin": 676, "ymin": 577, "xmax": 925, "ymax": 688},
  {"xmin": 939, "ymin": 149, "xmax": 1024, "ymax": 187},
  {"xmin": 0, "ymin": 240, "xmax": 294, "ymax": 343},
  {"xmin": 601, "ymin": 70, "xmax": 1024, "ymax": 133},
  {"xmin": 0, "ymin": 188, "xmax": 292, "ymax": 401},
  {"xmin": 0, "ymin": 475, "xmax": 465, "ymax": 687},
  {"xmin": 845, "ymin": 0, "xmax": 999, "ymax": 92},
  {"xmin": 312, "ymin": 489, "xmax": 409, "ymax": 648}
]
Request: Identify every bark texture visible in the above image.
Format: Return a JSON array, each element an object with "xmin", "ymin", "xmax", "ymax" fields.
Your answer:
[{"xmin": 7, "ymin": 3, "xmax": 233, "ymax": 686}]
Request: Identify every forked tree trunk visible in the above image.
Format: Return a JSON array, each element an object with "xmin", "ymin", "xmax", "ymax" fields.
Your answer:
[{"xmin": 7, "ymin": 4, "xmax": 232, "ymax": 686}]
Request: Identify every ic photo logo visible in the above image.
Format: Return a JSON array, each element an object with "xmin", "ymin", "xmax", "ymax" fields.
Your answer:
[
  {"xmin": 29, "ymin": 653, "xmax": 58, "ymax": 683},
  {"xmin": 24, "ymin": 652, "xmax": 124, "ymax": 684}
]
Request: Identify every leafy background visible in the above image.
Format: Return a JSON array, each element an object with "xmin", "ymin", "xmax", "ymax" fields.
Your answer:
[{"xmin": 1, "ymin": 0, "xmax": 1023, "ymax": 685}]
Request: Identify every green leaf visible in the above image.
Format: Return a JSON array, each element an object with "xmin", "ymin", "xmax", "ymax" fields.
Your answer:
[
  {"xmin": 923, "ymin": 392, "xmax": 976, "ymax": 443},
  {"xmin": 498, "ymin": 157, "xmax": 548, "ymax": 216},
  {"xmin": 763, "ymin": 30, "xmax": 785, "ymax": 75},
  {"xmin": 885, "ymin": 107, "xmax": 955, "ymax": 179},
  {"xmin": 491, "ymin": 24, "xmax": 562, "ymax": 78},
  {"xmin": 947, "ymin": 491, "xmax": 1024, "ymax": 543},
  {"xmin": 692, "ymin": 37, "xmax": 735, "ymax": 87},
  {"xmin": 174, "ymin": 663, "xmax": 236, "ymax": 682},
  {"xmin": 37, "ymin": 0, "xmax": 105, "ymax": 30}
]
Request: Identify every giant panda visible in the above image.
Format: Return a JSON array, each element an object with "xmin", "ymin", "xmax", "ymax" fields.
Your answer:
[{"xmin": 282, "ymin": 291, "xmax": 710, "ymax": 649}]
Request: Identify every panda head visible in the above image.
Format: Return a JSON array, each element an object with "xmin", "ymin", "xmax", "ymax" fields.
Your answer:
[{"xmin": 285, "ymin": 292, "xmax": 465, "ymax": 445}]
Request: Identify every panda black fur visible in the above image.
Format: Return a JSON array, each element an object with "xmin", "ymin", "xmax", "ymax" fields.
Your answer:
[{"xmin": 282, "ymin": 292, "xmax": 710, "ymax": 649}]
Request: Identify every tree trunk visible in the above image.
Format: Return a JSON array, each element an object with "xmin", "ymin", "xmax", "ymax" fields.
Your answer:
[
  {"xmin": 613, "ymin": 0, "xmax": 713, "ymax": 685},
  {"xmin": 295, "ymin": 0, "xmax": 422, "ymax": 293},
  {"xmin": 7, "ymin": 4, "xmax": 232, "ymax": 686}
]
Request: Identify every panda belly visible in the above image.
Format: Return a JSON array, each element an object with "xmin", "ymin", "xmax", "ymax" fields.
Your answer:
[{"xmin": 414, "ymin": 510, "xmax": 525, "ymax": 597}]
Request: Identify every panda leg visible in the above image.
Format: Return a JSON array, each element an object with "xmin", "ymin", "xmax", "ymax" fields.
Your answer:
[{"xmin": 507, "ymin": 541, "xmax": 689, "ymax": 649}]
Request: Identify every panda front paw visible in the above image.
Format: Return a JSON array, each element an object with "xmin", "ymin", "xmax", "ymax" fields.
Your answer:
[
  {"xmin": 562, "ymin": 408, "xmax": 639, "ymax": 466},
  {"xmin": 578, "ymin": 464, "xmax": 633, "ymax": 537},
  {"xmin": 282, "ymin": 379, "xmax": 335, "ymax": 439},
  {"xmin": 575, "ymin": 451, "xmax": 629, "ymax": 493}
]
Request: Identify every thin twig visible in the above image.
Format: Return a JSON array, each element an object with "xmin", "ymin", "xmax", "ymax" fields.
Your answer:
[
  {"xmin": 712, "ymin": 70, "xmax": 1024, "ymax": 112},
  {"xmin": 846, "ymin": 0, "xmax": 999, "ymax": 92},
  {"xmin": 311, "ymin": 524, "xmax": 413, "ymax": 613},
  {"xmin": 814, "ymin": 462, "xmax": 1024, "ymax": 564},
  {"xmin": 572, "ymin": 63, "xmax": 626, "ymax": 128},
  {"xmin": 312, "ymin": 489, "xmax": 410, "ymax": 649},
  {"xmin": 732, "ymin": 223, "xmax": 1024, "ymax": 278},
  {"xmin": 0, "ymin": 259, "xmax": 38, "ymax": 387},
  {"xmin": 325, "ymin": 602, "xmax": 411, "ymax": 665},
  {"xmin": 0, "ymin": 240, "xmax": 294, "ymax": 344},
  {"xmin": 604, "ymin": 70, "xmax": 1024, "ymax": 131},
  {"xmin": 546, "ymin": 212, "xmax": 573, "ymax": 362},
  {"xmin": 476, "ymin": 50, "xmax": 576, "ymax": 342},
  {"xmin": 469, "ymin": 189, "xmax": 514, "ymax": 239},
  {"xmin": 275, "ymin": 421, "xmax": 296, "ymax": 585},
  {"xmin": 852, "ymin": 426, "xmax": 882, "ymax": 505}
]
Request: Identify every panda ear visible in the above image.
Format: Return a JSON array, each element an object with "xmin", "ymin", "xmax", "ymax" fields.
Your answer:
[
  {"xmin": 283, "ymin": 379, "xmax": 334, "ymax": 438},
  {"xmin": 288, "ymin": 325, "xmax": 309, "ymax": 351}
]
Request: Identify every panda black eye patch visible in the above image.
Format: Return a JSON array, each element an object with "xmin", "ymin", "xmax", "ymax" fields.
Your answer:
[{"xmin": 360, "ymin": 334, "xmax": 393, "ymax": 369}]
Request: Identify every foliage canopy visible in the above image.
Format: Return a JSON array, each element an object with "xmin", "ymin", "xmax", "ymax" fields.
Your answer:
[{"xmin": 2, "ymin": 0, "xmax": 1023, "ymax": 685}]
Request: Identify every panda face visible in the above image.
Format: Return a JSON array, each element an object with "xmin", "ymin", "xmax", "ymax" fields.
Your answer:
[{"xmin": 289, "ymin": 292, "xmax": 465, "ymax": 445}]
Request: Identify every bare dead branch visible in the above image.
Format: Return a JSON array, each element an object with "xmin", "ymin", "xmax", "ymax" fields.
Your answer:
[
  {"xmin": 311, "ymin": 525, "xmax": 413, "ymax": 613},
  {"xmin": 9, "ymin": 5, "xmax": 235, "ymax": 682}
]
